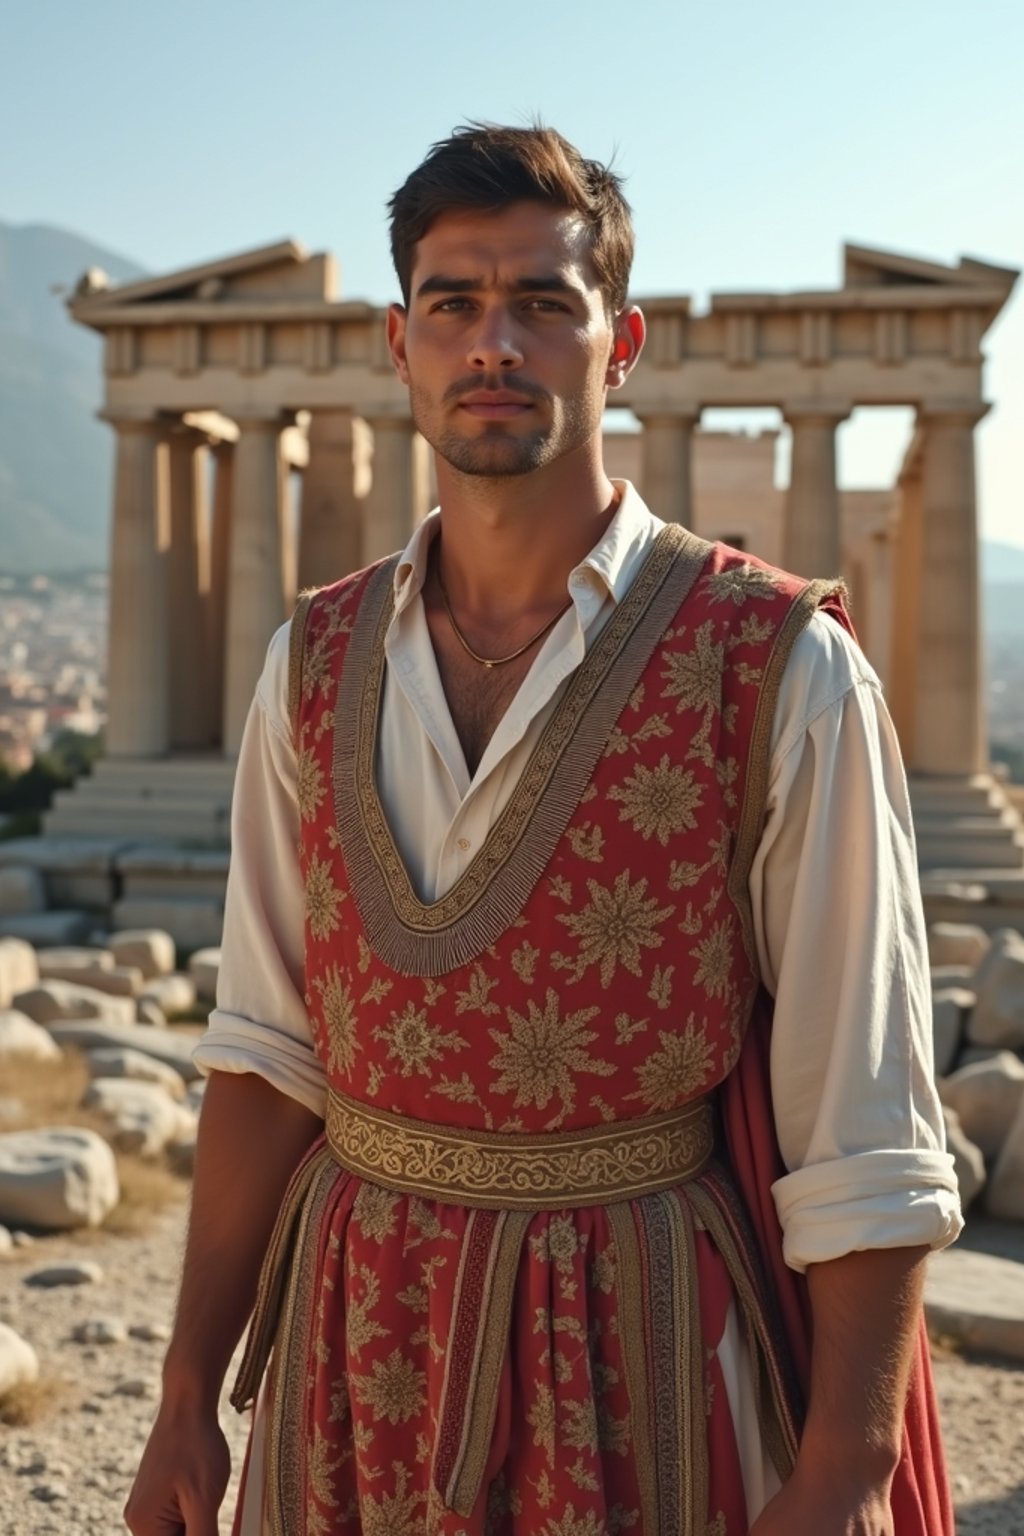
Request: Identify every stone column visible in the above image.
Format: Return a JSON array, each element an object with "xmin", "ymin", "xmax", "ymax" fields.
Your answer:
[
  {"xmin": 910, "ymin": 407, "xmax": 988, "ymax": 777},
  {"xmin": 363, "ymin": 416, "xmax": 430, "ymax": 564},
  {"xmin": 636, "ymin": 412, "xmax": 699, "ymax": 525},
  {"xmin": 206, "ymin": 440, "xmax": 235, "ymax": 751},
  {"xmin": 167, "ymin": 425, "xmax": 212, "ymax": 750},
  {"xmin": 103, "ymin": 414, "xmax": 170, "ymax": 758},
  {"xmin": 783, "ymin": 405, "xmax": 850, "ymax": 578},
  {"xmin": 888, "ymin": 449, "xmax": 924, "ymax": 759},
  {"xmin": 298, "ymin": 410, "xmax": 366, "ymax": 588},
  {"xmin": 223, "ymin": 414, "xmax": 289, "ymax": 756}
]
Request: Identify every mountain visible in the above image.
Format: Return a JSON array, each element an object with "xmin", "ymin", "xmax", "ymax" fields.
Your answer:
[
  {"xmin": 0, "ymin": 221, "xmax": 145, "ymax": 572},
  {"xmin": 981, "ymin": 540, "xmax": 1024, "ymax": 587}
]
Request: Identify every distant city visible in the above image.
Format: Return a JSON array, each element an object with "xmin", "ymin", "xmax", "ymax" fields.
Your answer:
[{"xmin": 0, "ymin": 569, "xmax": 1021, "ymax": 781}]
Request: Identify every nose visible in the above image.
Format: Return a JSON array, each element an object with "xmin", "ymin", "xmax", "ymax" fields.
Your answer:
[{"xmin": 467, "ymin": 305, "xmax": 523, "ymax": 372}]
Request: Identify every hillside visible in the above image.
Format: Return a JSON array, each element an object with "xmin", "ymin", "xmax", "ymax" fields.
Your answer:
[{"xmin": 0, "ymin": 221, "xmax": 144, "ymax": 572}]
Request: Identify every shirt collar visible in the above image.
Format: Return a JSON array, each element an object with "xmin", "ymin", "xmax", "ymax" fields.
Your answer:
[{"xmin": 391, "ymin": 480, "xmax": 664, "ymax": 618}]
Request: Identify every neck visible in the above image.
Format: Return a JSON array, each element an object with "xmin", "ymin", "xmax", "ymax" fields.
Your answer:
[{"xmin": 432, "ymin": 442, "xmax": 617, "ymax": 617}]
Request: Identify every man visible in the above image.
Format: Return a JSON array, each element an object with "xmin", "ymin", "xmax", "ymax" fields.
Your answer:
[{"xmin": 126, "ymin": 125, "xmax": 961, "ymax": 1536}]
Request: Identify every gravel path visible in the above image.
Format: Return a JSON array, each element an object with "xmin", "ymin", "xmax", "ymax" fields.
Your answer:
[{"xmin": 2, "ymin": 1207, "xmax": 1023, "ymax": 1534}]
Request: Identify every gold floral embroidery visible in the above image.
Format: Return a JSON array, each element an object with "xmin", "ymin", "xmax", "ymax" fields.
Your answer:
[
  {"xmin": 590, "ymin": 1246, "xmax": 616, "ymax": 1294},
  {"xmin": 648, "ymin": 964, "xmax": 675, "ymax": 1010},
  {"xmin": 554, "ymin": 872, "xmax": 674, "ymax": 988},
  {"xmin": 359, "ymin": 1461, "xmax": 427, "ymax": 1536},
  {"xmin": 561, "ymin": 1395, "xmax": 599, "ymax": 1454},
  {"xmin": 351, "ymin": 1347, "xmax": 426, "ymax": 1425},
  {"xmin": 702, "ymin": 562, "xmax": 784, "ymax": 606},
  {"xmin": 527, "ymin": 1380, "xmax": 557, "ymax": 1466},
  {"xmin": 352, "ymin": 1182, "xmax": 400, "ymax": 1243},
  {"xmin": 660, "ymin": 620, "xmax": 724, "ymax": 715},
  {"xmin": 313, "ymin": 965, "xmax": 360, "ymax": 1078},
  {"xmin": 307, "ymin": 1424, "xmax": 343, "ymax": 1508},
  {"xmin": 305, "ymin": 850, "xmax": 345, "ymax": 941},
  {"xmin": 296, "ymin": 744, "xmax": 327, "ymax": 823},
  {"xmin": 371, "ymin": 1001, "xmax": 467, "ymax": 1079},
  {"xmin": 543, "ymin": 1505, "xmax": 607, "ymax": 1536},
  {"xmin": 488, "ymin": 989, "xmax": 613, "ymax": 1123},
  {"xmin": 691, "ymin": 918, "xmax": 735, "ymax": 999},
  {"xmin": 345, "ymin": 1263, "xmax": 390, "ymax": 1359},
  {"xmin": 511, "ymin": 938, "xmax": 541, "ymax": 984},
  {"xmin": 567, "ymin": 822, "xmax": 605, "ymax": 862},
  {"xmin": 627, "ymin": 1019, "xmax": 715, "ymax": 1111},
  {"xmin": 608, "ymin": 755, "xmax": 704, "ymax": 846},
  {"xmin": 529, "ymin": 1214, "xmax": 584, "ymax": 1274},
  {"xmin": 455, "ymin": 963, "xmax": 500, "ymax": 1016}
]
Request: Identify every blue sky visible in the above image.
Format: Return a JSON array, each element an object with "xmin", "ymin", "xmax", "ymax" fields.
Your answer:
[{"xmin": 5, "ymin": 0, "xmax": 1022, "ymax": 544}]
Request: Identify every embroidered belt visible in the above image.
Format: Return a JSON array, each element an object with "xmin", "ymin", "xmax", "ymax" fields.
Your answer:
[{"xmin": 324, "ymin": 1087, "xmax": 714, "ymax": 1208}]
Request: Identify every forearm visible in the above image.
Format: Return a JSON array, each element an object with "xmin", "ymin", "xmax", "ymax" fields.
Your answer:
[
  {"xmin": 162, "ymin": 1070, "xmax": 323, "ymax": 1409},
  {"xmin": 801, "ymin": 1243, "xmax": 929, "ymax": 1479}
]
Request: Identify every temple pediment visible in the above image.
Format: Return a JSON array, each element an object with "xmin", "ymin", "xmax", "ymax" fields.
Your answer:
[
  {"xmin": 72, "ymin": 239, "xmax": 338, "ymax": 309},
  {"xmin": 843, "ymin": 242, "xmax": 1017, "ymax": 292}
]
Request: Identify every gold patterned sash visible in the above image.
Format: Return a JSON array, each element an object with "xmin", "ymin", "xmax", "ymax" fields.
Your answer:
[{"xmin": 324, "ymin": 1087, "xmax": 714, "ymax": 1208}]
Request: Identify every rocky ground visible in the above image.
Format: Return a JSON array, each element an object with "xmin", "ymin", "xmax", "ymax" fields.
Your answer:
[{"xmin": 0, "ymin": 1204, "xmax": 1021, "ymax": 1534}]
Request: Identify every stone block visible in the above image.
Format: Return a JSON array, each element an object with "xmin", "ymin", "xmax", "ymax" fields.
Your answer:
[
  {"xmin": 928, "ymin": 922, "xmax": 991, "ymax": 970},
  {"xmin": 0, "ymin": 911, "xmax": 92, "ymax": 947},
  {"xmin": 969, "ymin": 930, "xmax": 1024, "ymax": 1050},
  {"xmin": 0, "ymin": 1126, "xmax": 120, "ymax": 1230},
  {"xmin": 47, "ymin": 1020, "xmax": 202, "ymax": 1081},
  {"xmin": 46, "ymin": 873, "xmax": 117, "ymax": 911},
  {"xmin": 12, "ymin": 980, "xmax": 137, "ymax": 1029},
  {"xmin": 85, "ymin": 1048, "xmax": 186, "ymax": 1100},
  {"xmin": 140, "ymin": 973, "xmax": 197, "ymax": 1017},
  {"xmin": 929, "ymin": 965, "xmax": 974, "ymax": 991},
  {"xmin": 0, "ymin": 1322, "xmax": 39, "ymax": 1396},
  {"xmin": 0, "ymin": 865, "xmax": 46, "ymax": 915},
  {"xmin": 112, "ymin": 899, "xmax": 222, "ymax": 957},
  {"xmin": 939, "ymin": 1051, "xmax": 1024, "ymax": 1160},
  {"xmin": 37, "ymin": 948, "xmax": 142, "ymax": 997},
  {"xmin": 925, "ymin": 1248, "xmax": 1024, "ymax": 1362},
  {"xmin": 932, "ymin": 988, "xmax": 973, "ymax": 1077},
  {"xmin": 957, "ymin": 1045, "xmax": 1009, "ymax": 1069},
  {"xmin": 189, "ymin": 948, "xmax": 220, "ymax": 1002},
  {"xmin": 109, "ymin": 929, "xmax": 176, "ymax": 980},
  {"xmin": 941, "ymin": 1107, "xmax": 985, "ymax": 1211},
  {"xmin": 0, "ymin": 1010, "xmax": 63, "ymax": 1064},
  {"xmin": 0, "ymin": 937, "xmax": 39, "ymax": 1008},
  {"xmin": 82, "ymin": 1079, "xmax": 196, "ymax": 1158},
  {"xmin": 987, "ymin": 1099, "xmax": 1024, "ymax": 1221},
  {"xmin": 136, "ymin": 998, "xmax": 167, "ymax": 1028}
]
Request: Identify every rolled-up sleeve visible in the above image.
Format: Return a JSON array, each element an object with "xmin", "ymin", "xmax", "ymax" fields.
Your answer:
[
  {"xmin": 192, "ymin": 622, "xmax": 327, "ymax": 1119},
  {"xmin": 750, "ymin": 614, "xmax": 962, "ymax": 1272}
]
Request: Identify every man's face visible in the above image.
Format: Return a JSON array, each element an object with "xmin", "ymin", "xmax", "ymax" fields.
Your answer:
[{"xmin": 388, "ymin": 201, "xmax": 639, "ymax": 478}]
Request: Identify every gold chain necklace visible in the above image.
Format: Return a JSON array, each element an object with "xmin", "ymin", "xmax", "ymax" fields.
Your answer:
[{"xmin": 435, "ymin": 560, "xmax": 573, "ymax": 669}]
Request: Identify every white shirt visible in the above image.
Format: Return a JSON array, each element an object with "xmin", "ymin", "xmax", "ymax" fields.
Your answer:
[{"xmin": 195, "ymin": 481, "xmax": 961, "ymax": 1274}]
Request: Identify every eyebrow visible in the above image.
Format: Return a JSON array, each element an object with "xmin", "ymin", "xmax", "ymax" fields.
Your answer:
[{"xmin": 415, "ymin": 273, "xmax": 586, "ymax": 300}]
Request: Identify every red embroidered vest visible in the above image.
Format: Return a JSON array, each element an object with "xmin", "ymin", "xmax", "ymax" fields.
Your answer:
[{"xmin": 291, "ymin": 525, "xmax": 843, "ymax": 1134}]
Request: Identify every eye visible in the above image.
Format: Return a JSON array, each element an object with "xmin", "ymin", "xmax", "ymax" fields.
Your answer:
[
  {"xmin": 430, "ymin": 297, "xmax": 473, "ymax": 313},
  {"xmin": 524, "ymin": 298, "xmax": 568, "ymax": 313}
]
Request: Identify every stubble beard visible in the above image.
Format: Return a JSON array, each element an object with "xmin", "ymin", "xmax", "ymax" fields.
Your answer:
[{"xmin": 409, "ymin": 380, "xmax": 599, "ymax": 481}]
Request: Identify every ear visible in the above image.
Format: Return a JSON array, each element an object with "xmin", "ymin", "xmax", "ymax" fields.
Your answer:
[
  {"xmin": 387, "ymin": 303, "xmax": 410, "ymax": 384},
  {"xmin": 605, "ymin": 305, "xmax": 645, "ymax": 389}
]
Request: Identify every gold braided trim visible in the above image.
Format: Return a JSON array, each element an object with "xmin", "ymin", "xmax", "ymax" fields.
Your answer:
[
  {"xmin": 325, "ymin": 1089, "xmax": 714, "ymax": 1210},
  {"xmin": 606, "ymin": 1201, "xmax": 660, "ymax": 1535},
  {"xmin": 683, "ymin": 1180, "xmax": 800, "ymax": 1481},
  {"xmin": 727, "ymin": 577, "xmax": 848, "ymax": 970},
  {"xmin": 446, "ymin": 1209, "xmax": 531, "ymax": 1516},
  {"xmin": 333, "ymin": 522, "xmax": 714, "ymax": 976},
  {"xmin": 287, "ymin": 589, "xmax": 317, "ymax": 746}
]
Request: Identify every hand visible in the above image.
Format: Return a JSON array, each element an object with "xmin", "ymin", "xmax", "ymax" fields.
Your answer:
[
  {"xmin": 749, "ymin": 1458, "xmax": 894, "ymax": 1536},
  {"xmin": 123, "ymin": 1401, "xmax": 231, "ymax": 1536}
]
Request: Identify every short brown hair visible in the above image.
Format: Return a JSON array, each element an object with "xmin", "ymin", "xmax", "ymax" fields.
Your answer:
[{"xmin": 388, "ymin": 123, "xmax": 634, "ymax": 313}]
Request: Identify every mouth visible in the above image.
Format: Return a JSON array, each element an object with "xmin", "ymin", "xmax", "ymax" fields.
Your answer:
[{"xmin": 458, "ymin": 391, "xmax": 535, "ymax": 419}]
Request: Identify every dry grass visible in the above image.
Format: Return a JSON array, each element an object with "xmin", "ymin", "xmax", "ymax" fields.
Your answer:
[
  {"xmin": 0, "ymin": 1373, "xmax": 66, "ymax": 1428},
  {"xmin": 3, "ymin": 1048, "xmax": 189, "ymax": 1238}
]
